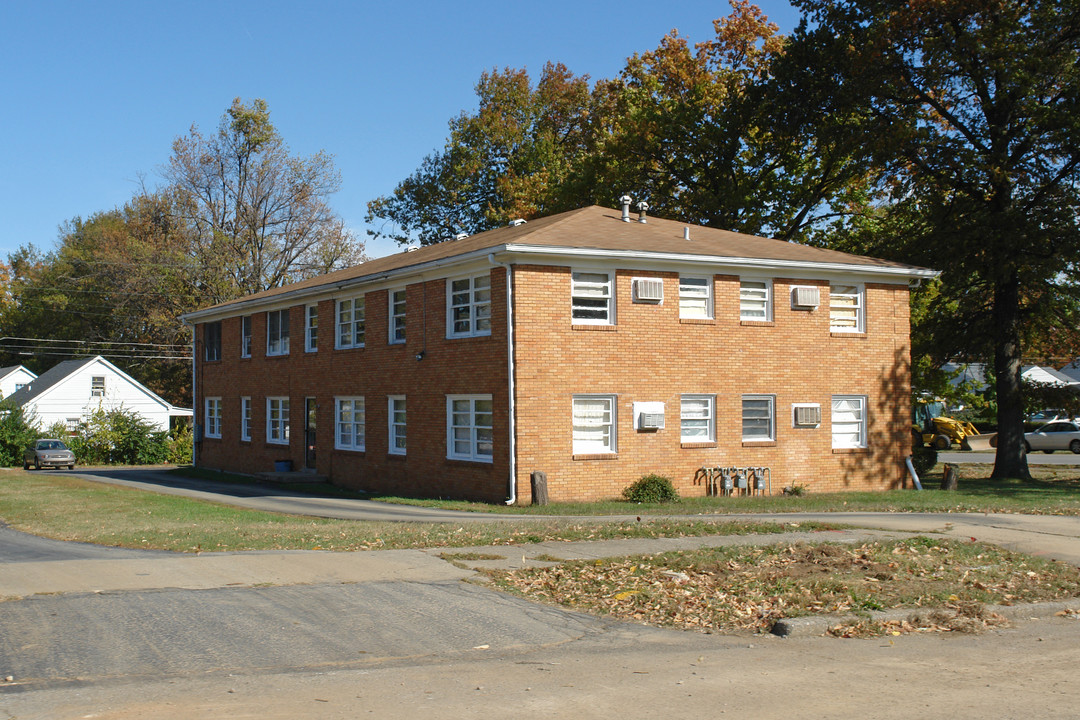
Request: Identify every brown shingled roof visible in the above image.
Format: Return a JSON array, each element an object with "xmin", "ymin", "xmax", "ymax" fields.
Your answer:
[{"xmin": 186, "ymin": 205, "xmax": 932, "ymax": 319}]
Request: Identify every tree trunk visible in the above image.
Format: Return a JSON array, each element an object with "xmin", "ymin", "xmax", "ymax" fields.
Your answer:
[{"xmin": 990, "ymin": 273, "xmax": 1031, "ymax": 480}]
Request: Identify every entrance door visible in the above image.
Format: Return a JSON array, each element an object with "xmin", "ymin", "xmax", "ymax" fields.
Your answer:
[{"xmin": 305, "ymin": 397, "xmax": 317, "ymax": 470}]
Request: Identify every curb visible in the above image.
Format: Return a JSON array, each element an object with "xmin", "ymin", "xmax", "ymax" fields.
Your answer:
[{"xmin": 771, "ymin": 600, "xmax": 1080, "ymax": 637}]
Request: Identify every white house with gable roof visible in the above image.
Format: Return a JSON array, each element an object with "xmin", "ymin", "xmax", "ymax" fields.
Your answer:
[
  {"xmin": 0, "ymin": 365, "xmax": 37, "ymax": 399},
  {"xmin": 5, "ymin": 356, "xmax": 192, "ymax": 432}
]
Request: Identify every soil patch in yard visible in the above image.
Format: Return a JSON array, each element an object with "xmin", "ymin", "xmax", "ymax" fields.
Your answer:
[{"xmin": 487, "ymin": 536, "xmax": 1080, "ymax": 637}]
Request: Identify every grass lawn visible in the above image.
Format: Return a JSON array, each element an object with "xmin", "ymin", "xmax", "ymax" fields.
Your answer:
[
  {"xmin": 173, "ymin": 462, "xmax": 1080, "ymax": 516},
  {"xmin": 4, "ymin": 466, "xmax": 1080, "ymax": 636},
  {"xmin": 0, "ymin": 471, "xmax": 827, "ymax": 552}
]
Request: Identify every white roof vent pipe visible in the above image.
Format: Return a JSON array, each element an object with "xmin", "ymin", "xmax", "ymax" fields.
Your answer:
[
  {"xmin": 509, "ymin": 218, "xmax": 527, "ymax": 227},
  {"xmin": 620, "ymin": 194, "xmax": 633, "ymax": 222},
  {"xmin": 683, "ymin": 227, "xmax": 691, "ymax": 241},
  {"xmin": 454, "ymin": 232, "xmax": 470, "ymax": 240},
  {"xmin": 637, "ymin": 200, "xmax": 649, "ymax": 223}
]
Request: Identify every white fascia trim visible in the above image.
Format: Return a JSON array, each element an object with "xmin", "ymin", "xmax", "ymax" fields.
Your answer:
[
  {"xmin": 501, "ymin": 244, "xmax": 939, "ymax": 282},
  {"xmin": 180, "ymin": 241, "xmax": 937, "ymax": 324}
]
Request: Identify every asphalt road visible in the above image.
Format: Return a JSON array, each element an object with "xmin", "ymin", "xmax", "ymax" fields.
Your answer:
[{"xmin": 4, "ymin": 468, "xmax": 1080, "ymax": 718}]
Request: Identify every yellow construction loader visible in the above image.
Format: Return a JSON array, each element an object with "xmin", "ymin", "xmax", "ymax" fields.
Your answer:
[{"xmin": 912, "ymin": 399, "xmax": 995, "ymax": 451}]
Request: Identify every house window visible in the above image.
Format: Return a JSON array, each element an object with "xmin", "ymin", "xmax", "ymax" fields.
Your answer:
[
  {"xmin": 337, "ymin": 297, "xmax": 365, "ymax": 349},
  {"xmin": 571, "ymin": 271, "xmax": 614, "ymax": 324},
  {"xmin": 680, "ymin": 395, "xmax": 715, "ymax": 442},
  {"xmin": 830, "ymin": 285, "xmax": 864, "ymax": 332},
  {"xmin": 90, "ymin": 376, "xmax": 106, "ymax": 398},
  {"xmin": 267, "ymin": 397, "xmax": 290, "ymax": 444},
  {"xmin": 204, "ymin": 322, "xmax": 222, "ymax": 361},
  {"xmin": 65, "ymin": 418, "xmax": 80, "ymax": 432},
  {"xmin": 679, "ymin": 277, "xmax": 712, "ymax": 319},
  {"xmin": 740, "ymin": 279, "xmax": 771, "ymax": 320},
  {"xmin": 240, "ymin": 396, "xmax": 251, "ymax": 441},
  {"xmin": 742, "ymin": 395, "xmax": 775, "ymax": 441},
  {"xmin": 832, "ymin": 395, "xmax": 867, "ymax": 448},
  {"xmin": 240, "ymin": 316, "xmax": 252, "ymax": 358},
  {"xmin": 448, "ymin": 274, "xmax": 492, "ymax": 337},
  {"xmin": 572, "ymin": 395, "xmax": 616, "ymax": 454},
  {"xmin": 447, "ymin": 395, "xmax": 493, "ymax": 462},
  {"xmin": 388, "ymin": 395, "xmax": 406, "ymax": 454},
  {"xmin": 205, "ymin": 397, "xmax": 222, "ymax": 439},
  {"xmin": 305, "ymin": 304, "xmax": 318, "ymax": 352},
  {"xmin": 389, "ymin": 289, "xmax": 406, "ymax": 344},
  {"xmin": 267, "ymin": 309, "xmax": 290, "ymax": 356},
  {"xmin": 335, "ymin": 397, "xmax": 365, "ymax": 451}
]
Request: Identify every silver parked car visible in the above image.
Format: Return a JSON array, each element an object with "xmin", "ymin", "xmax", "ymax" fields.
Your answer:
[
  {"xmin": 23, "ymin": 439, "xmax": 76, "ymax": 470},
  {"xmin": 1024, "ymin": 421, "xmax": 1080, "ymax": 454}
]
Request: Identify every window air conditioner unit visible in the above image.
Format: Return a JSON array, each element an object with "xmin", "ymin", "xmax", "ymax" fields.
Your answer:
[
  {"xmin": 791, "ymin": 286, "xmax": 820, "ymax": 309},
  {"xmin": 793, "ymin": 405, "xmax": 822, "ymax": 427},
  {"xmin": 633, "ymin": 277, "xmax": 664, "ymax": 303},
  {"xmin": 639, "ymin": 412, "xmax": 665, "ymax": 430}
]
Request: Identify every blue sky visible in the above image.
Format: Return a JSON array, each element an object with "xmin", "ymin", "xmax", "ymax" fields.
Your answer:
[{"xmin": 1, "ymin": 1, "xmax": 800, "ymax": 262}]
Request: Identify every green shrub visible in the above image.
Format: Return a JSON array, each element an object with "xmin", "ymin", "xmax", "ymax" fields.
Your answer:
[
  {"xmin": 911, "ymin": 446, "xmax": 938, "ymax": 477},
  {"xmin": 67, "ymin": 408, "xmax": 174, "ymax": 465},
  {"xmin": 0, "ymin": 400, "xmax": 41, "ymax": 466},
  {"xmin": 622, "ymin": 473, "xmax": 680, "ymax": 503},
  {"xmin": 167, "ymin": 423, "xmax": 193, "ymax": 464}
]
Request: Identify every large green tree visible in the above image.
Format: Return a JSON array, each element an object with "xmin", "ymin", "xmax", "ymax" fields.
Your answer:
[
  {"xmin": 1, "ymin": 192, "xmax": 197, "ymax": 403},
  {"xmin": 366, "ymin": 62, "xmax": 600, "ymax": 245},
  {"xmin": 784, "ymin": 0, "xmax": 1080, "ymax": 478}
]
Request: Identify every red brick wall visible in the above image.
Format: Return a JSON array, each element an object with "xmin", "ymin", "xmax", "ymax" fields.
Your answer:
[
  {"xmin": 194, "ymin": 269, "xmax": 511, "ymax": 502},
  {"xmin": 193, "ymin": 262, "xmax": 912, "ymax": 504},
  {"xmin": 512, "ymin": 266, "xmax": 912, "ymax": 502}
]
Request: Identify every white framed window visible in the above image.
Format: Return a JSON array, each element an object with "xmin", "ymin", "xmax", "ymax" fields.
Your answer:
[
  {"xmin": 679, "ymin": 276, "xmax": 712, "ymax": 319},
  {"xmin": 388, "ymin": 395, "xmax": 406, "ymax": 454},
  {"xmin": 267, "ymin": 397, "xmax": 290, "ymax": 445},
  {"xmin": 572, "ymin": 395, "xmax": 616, "ymax": 454},
  {"xmin": 447, "ymin": 395, "xmax": 494, "ymax": 462},
  {"xmin": 571, "ymin": 271, "xmax": 614, "ymax": 324},
  {"xmin": 305, "ymin": 304, "xmax": 318, "ymax": 352},
  {"xmin": 335, "ymin": 397, "xmax": 365, "ymax": 451},
  {"xmin": 240, "ymin": 316, "xmax": 252, "ymax": 358},
  {"xmin": 830, "ymin": 285, "xmax": 864, "ymax": 332},
  {"xmin": 240, "ymin": 396, "xmax": 251, "ymax": 441},
  {"xmin": 740, "ymin": 279, "xmax": 772, "ymax": 321},
  {"xmin": 337, "ymin": 296, "xmax": 365, "ymax": 349},
  {"xmin": 267, "ymin": 309, "xmax": 290, "ymax": 356},
  {"xmin": 448, "ymin": 274, "xmax": 492, "ymax": 337},
  {"xmin": 90, "ymin": 376, "xmax": 106, "ymax": 397},
  {"xmin": 680, "ymin": 395, "xmax": 715, "ymax": 442},
  {"xmin": 742, "ymin": 395, "xmax": 775, "ymax": 441},
  {"xmin": 389, "ymin": 289, "xmax": 406, "ymax": 344},
  {"xmin": 204, "ymin": 397, "xmax": 222, "ymax": 439},
  {"xmin": 832, "ymin": 395, "xmax": 867, "ymax": 448}
]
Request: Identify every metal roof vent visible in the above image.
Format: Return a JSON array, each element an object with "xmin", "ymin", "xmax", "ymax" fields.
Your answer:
[
  {"xmin": 620, "ymin": 194, "xmax": 633, "ymax": 222},
  {"xmin": 683, "ymin": 227, "xmax": 691, "ymax": 241},
  {"xmin": 405, "ymin": 245, "xmax": 420, "ymax": 252},
  {"xmin": 509, "ymin": 218, "xmax": 527, "ymax": 227},
  {"xmin": 454, "ymin": 232, "xmax": 469, "ymax": 240},
  {"xmin": 637, "ymin": 200, "xmax": 649, "ymax": 223}
]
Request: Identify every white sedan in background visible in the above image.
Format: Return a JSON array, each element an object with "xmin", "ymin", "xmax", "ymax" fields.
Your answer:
[{"xmin": 1024, "ymin": 421, "xmax": 1080, "ymax": 454}]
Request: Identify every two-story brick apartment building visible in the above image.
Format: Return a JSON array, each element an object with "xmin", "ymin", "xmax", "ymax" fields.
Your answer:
[{"xmin": 181, "ymin": 204, "xmax": 936, "ymax": 503}]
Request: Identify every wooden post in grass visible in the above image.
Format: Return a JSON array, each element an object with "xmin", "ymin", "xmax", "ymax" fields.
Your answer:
[
  {"xmin": 941, "ymin": 463, "xmax": 958, "ymax": 491},
  {"xmin": 531, "ymin": 471, "xmax": 549, "ymax": 506}
]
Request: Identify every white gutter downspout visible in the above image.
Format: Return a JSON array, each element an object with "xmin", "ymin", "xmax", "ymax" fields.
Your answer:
[
  {"xmin": 489, "ymin": 254, "xmax": 517, "ymax": 505},
  {"xmin": 190, "ymin": 325, "xmax": 197, "ymax": 468}
]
